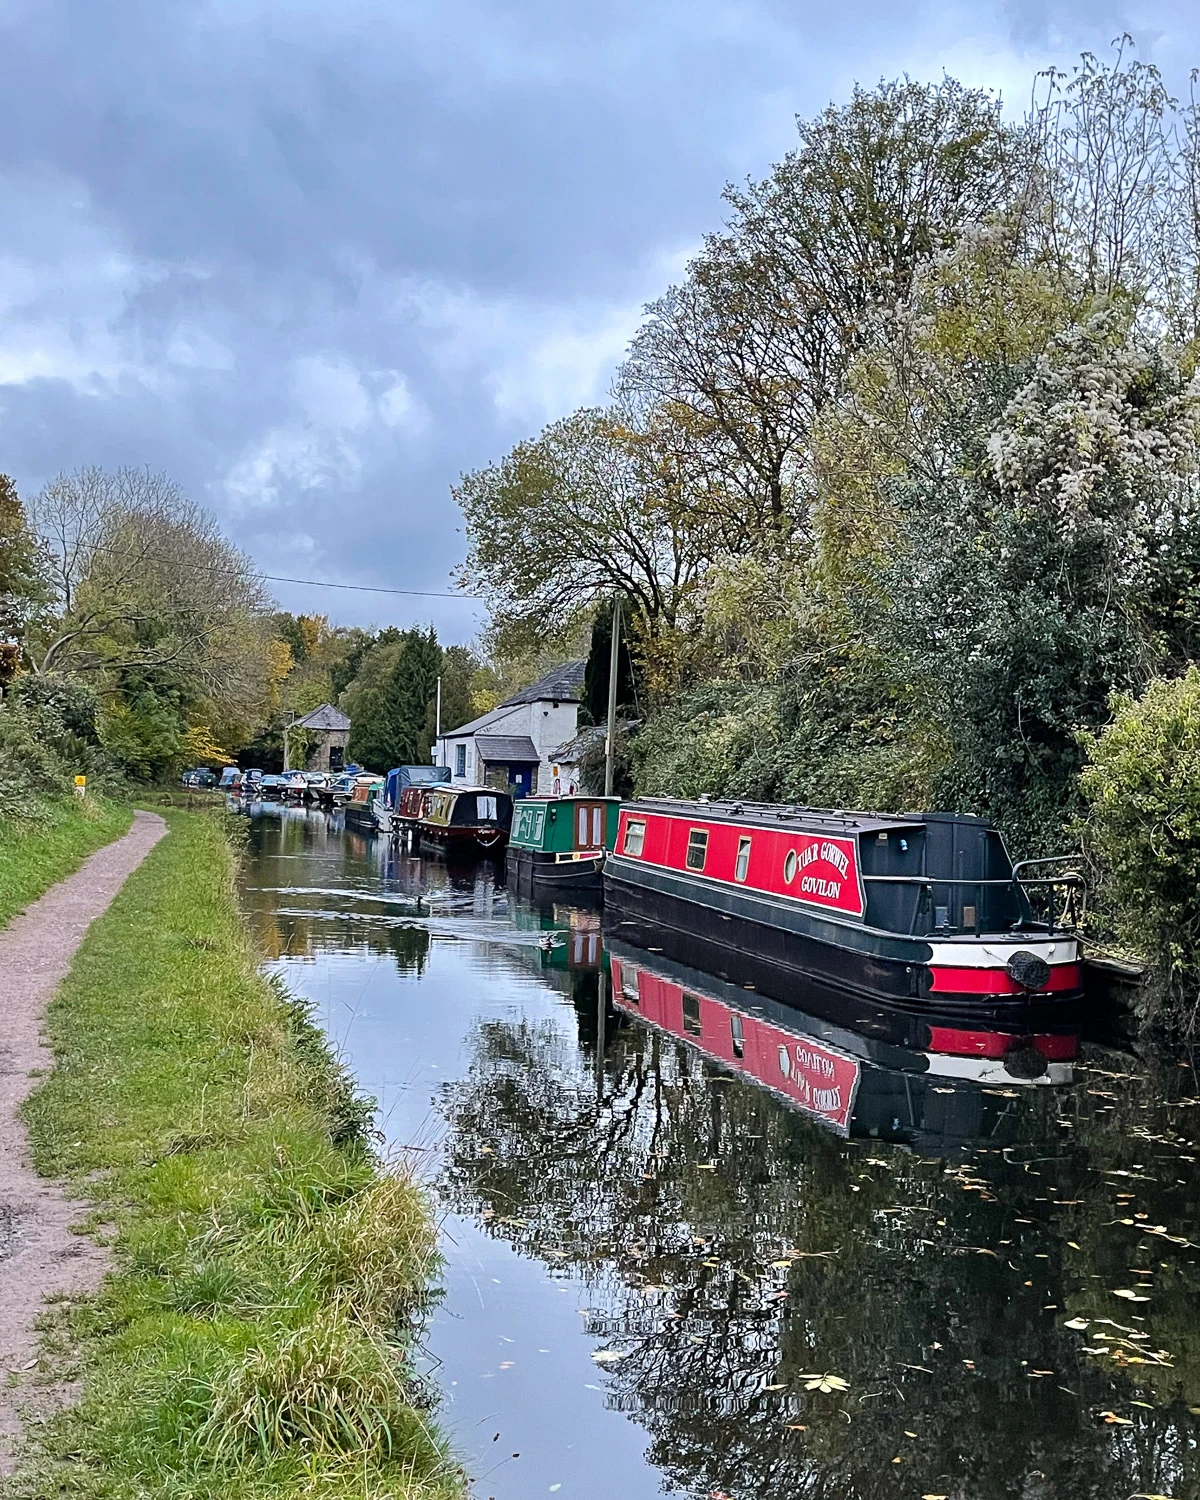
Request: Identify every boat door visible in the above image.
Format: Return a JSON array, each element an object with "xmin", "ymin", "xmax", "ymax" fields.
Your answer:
[{"xmin": 573, "ymin": 801, "xmax": 607, "ymax": 853}]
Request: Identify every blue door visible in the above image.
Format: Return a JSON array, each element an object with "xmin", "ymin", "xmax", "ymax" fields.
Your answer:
[{"xmin": 511, "ymin": 766, "xmax": 533, "ymax": 797}]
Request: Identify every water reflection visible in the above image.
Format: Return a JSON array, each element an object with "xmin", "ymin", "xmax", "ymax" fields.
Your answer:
[{"xmin": 239, "ymin": 802, "xmax": 1200, "ymax": 1500}]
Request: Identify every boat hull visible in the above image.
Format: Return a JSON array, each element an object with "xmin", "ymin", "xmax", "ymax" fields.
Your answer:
[
  {"xmin": 506, "ymin": 846, "xmax": 604, "ymax": 897},
  {"xmin": 418, "ymin": 824, "xmax": 509, "ymax": 857},
  {"xmin": 603, "ymin": 855, "xmax": 1083, "ymax": 1018}
]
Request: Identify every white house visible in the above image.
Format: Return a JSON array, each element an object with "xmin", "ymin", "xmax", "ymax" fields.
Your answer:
[{"xmin": 434, "ymin": 661, "xmax": 586, "ymax": 799}]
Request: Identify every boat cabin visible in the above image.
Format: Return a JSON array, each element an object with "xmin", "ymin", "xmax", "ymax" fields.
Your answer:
[
  {"xmin": 383, "ymin": 764, "xmax": 451, "ymax": 811},
  {"xmin": 418, "ymin": 785, "xmax": 513, "ymax": 854},
  {"xmin": 507, "ymin": 796, "xmax": 621, "ymax": 894}
]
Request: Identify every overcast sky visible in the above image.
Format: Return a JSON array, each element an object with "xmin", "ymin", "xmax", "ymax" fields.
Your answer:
[{"xmin": 1, "ymin": 0, "xmax": 1198, "ymax": 642}]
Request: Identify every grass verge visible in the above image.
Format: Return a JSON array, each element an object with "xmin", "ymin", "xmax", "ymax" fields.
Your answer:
[
  {"xmin": 0, "ymin": 796, "xmax": 132, "ymax": 931},
  {"xmin": 17, "ymin": 809, "xmax": 461, "ymax": 1500}
]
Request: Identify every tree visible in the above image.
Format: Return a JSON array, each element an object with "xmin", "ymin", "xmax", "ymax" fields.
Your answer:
[
  {"xmin": 345, "ymin": 628, "xmax": 442, "ymax": 769},
  {"xmin": 0, "ymin": 475, "xmax": 51, "ymax": 685},
  {"xmin": 619, "ymin": 77, "xmax": 1029, "ymax": 543}
]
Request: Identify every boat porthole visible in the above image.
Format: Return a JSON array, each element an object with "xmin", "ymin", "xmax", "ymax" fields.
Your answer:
[
  {"xmin": 783, "ymin": 849, "xmax": 798, "ymax": 884},
  {"xmin": 778, "ymin": 1045, "xmax": 791, "ymax": 1078}
]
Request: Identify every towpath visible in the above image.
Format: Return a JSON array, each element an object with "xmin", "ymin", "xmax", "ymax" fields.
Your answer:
[{"xmin": 0, "ymin": 809, "xmax": 166, "ymax": 1476}]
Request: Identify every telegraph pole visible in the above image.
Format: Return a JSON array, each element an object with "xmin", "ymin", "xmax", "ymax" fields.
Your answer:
[{"xmin": 604, "ymin": 598, "xmax": 621, "ymax": 798}]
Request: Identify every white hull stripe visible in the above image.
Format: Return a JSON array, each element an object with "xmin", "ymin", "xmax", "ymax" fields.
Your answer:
[{"xmin": 927, "ymin": 938, "xmax": 1078, "ymax": 969}]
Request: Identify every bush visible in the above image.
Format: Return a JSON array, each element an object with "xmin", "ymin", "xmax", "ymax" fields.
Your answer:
[
  {"xmin": 1080, "ymin": 669, "xmax": 1200, "ymax": 1011},
  {"xmin": 0, "ymin": 674, "xmax": 115, "ymax": 820}
]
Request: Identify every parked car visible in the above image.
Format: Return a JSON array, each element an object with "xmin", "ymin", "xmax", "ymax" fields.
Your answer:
[
  {"xmin": 219, "ymin": 767, "xmax": 242, "ymax": 790},
  {"xmin": 182, "ymin": 768, "xmax": 218, "ymax": 789}
]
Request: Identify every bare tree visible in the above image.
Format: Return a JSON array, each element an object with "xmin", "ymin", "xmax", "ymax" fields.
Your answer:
[{"xmin": 27, "ymin": 466, "xmax": 268, "ymax": 679}]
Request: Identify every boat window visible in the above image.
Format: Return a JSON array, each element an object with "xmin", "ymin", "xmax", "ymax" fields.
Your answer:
[
  {"xmin": 593, "ymin": 806, "xmax": 603, "ymax": 846},
  {"xmin": 783, "ymin": 849, "xmax": 798, "ymax": 884},
  {"xmin": 682, "ymin": 992, "xmax": 702, "ymax": 1037},
  {"xmin": 622, "ymin": 967, "xmax": 640, "ymax": 1003},
  {"xmin": 578, "ymin": 804, "xmax": 588, "ymax": 845},
  {"xmin": 730, "ymin": 1013, "xmax": 745, "ymax": 1059},
  {"xmin": 623, "ymin": 819, "xmax": 645, "ymax": 856},
  {"xmin": 734, "ymin": 836, "xmax": 752, "ymax": 882},
  {"xmin": 455, "ymin": 744, "xmax": 466, "ymax": 778},
  {"xmin": 686, "ymin": 828, "xmax": 709, "ymax": 871},
  {"xmin": 477, "ymin": 794, "xmax": 498, "ymax": 821}
]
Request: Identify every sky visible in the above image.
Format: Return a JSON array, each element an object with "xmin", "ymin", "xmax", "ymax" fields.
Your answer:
[{"xmin": 2, "ymin": 0, "xmax": 1199, "ymax": 643}]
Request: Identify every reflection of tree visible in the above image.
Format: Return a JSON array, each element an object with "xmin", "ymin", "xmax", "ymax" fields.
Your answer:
[{"xmin": 437, "ymin": 1012, "xmax": 1200, "ymax": 1500}]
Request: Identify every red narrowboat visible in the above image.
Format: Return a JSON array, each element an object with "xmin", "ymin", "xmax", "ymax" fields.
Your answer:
[{"xmin": 604, "ymin": 799, "xmax": 1084, "ymax": 1014}]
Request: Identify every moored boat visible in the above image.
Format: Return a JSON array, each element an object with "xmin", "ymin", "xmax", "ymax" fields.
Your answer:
[
  {"xmin": 417, "ymin": 785, "xmax": 513, "ymax": 855},
  {"xmin": 506, "ymin": 796, "xmax": 620, "ymax": 895},
  {"xmin": 378, "ymin": 764, "xmax": 452, "ymax": 835},
  {"xmin": 344, "ymin": 776, "xmax": 385, "ymax": 829},
  {"xmin": 603, "ymin": 799, "xmax": 1084, "ymax": 1014}
]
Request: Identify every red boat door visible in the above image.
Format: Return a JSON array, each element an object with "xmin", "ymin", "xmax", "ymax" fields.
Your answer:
[{"xmin": 573, "ymin": 802, "xmax": 606, "ymax": 852}]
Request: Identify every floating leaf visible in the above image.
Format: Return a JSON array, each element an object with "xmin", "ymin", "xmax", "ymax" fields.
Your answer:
[
  {"xmin": 1112, "ymin": 1289, "xmax": 1150, "ymax": 1302},
  {"xmin": 1063, "ymin": 1317, "xmax": 1090, "ymax": 1330},
  {"xmin": 1100, "ymin": 1411, "xmax": 1134, "ymax": 1425},
  {"xmin": 801, "ymin": 1372, "xmax": 850, "ymax": 1393}
]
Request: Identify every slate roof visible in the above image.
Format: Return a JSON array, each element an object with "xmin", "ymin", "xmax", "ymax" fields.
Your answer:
[
  {"xmin": 293, "ymin": 702, "xmax": 351, "ymax": 732},
  {"xmin": 439, "ymin": 660, "xmax": 587, "ymax": 740},
  {"xmin": 499, "ymin": 660, "xmax": 586, "ymax": 706},
  {"xmin": 475, "ymin": 734, "xmax": 540, "ymax": 763}
]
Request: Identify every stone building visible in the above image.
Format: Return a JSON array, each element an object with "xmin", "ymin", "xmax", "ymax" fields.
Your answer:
[{"xmin": 287, "ymin": 702, "xmax": 351, "ymax": 774}]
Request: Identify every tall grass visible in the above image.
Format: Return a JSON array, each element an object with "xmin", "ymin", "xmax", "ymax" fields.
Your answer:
[
  {"xmin": 16, "ymin": 810, "xmax": 461, "ymax": 1499},
  {"xmin": 0, "ymin": 795, "xmax": 132, "ymax": 930}
]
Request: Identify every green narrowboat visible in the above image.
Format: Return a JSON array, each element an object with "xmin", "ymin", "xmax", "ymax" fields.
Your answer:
[{"xmin": 506, "ymin": 796, "xmax": 621, "ymax": 895}]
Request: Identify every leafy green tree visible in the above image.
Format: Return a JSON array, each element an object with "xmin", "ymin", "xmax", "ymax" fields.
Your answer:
[{"xmin": 345, "ymin": 628, "xmax": 442, "ymax": 769}]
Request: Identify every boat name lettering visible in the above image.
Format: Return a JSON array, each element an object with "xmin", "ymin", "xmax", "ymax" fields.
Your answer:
[{"xmin": 796, "ymin": 840, "xmax": 850, "ymax": 879}]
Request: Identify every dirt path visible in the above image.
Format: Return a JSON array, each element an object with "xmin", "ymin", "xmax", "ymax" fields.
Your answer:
[{"xmin": 0, "ymin": 810, "xmax": 166, "ymax": 1476}]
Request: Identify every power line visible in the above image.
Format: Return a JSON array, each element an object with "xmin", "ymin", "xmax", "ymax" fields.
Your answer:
[{"xmin": 258, "ymin": 571, "xmax": 467, "ymax": 600}]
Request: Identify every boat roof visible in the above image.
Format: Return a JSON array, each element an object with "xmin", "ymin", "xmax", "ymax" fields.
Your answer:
[{"xmin": 626, "ymin": 797, "xmax": 991, "ymax": 837}]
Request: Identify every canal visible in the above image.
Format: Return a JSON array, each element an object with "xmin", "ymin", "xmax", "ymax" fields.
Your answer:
[{"xmin": 239, "ymin": 802, "xmax": 1200, "ymax": 1500}]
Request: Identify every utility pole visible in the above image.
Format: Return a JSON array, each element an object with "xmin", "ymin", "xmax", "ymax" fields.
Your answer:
[
  {"xmin": 435, "ymin": 676, "xmax": 442, "ymax": 763},
  {"xmin": 282, "ymin": 715, "xmax": 292, "ymax": 773},
  {"xmin": 604, "ymin": 597, "xmax": 621, "ymax": 798}
]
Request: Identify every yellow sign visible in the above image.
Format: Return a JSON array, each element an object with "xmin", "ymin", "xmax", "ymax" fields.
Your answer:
[{"xmin": 74, "ymin": 775, "xmax": 86, "ymax": 787}]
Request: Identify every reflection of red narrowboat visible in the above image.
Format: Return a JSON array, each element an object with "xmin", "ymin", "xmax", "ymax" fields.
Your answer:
[
  {"xmin": 608, "ymin": 941, "xmax": 1078, "ymax": 1150},
  {"xmin": 604, "ymin": 800, "xmax": 1084, "ymax": 1014}
]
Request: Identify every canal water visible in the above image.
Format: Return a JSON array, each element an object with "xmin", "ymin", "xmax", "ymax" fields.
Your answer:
[{"xmin": 239, "ymin": 802, "xmax": 1200, "ymax": 1500}]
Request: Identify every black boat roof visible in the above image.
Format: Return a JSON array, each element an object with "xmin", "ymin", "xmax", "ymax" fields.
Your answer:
[{"xmin": 628, "ymin": 797, "xmax": 995, "ymax": 838}]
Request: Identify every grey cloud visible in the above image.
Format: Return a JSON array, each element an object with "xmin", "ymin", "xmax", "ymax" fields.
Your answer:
[{"xmin": 2, "ymin": 0, "xmax": 1199, "ymax": 636}]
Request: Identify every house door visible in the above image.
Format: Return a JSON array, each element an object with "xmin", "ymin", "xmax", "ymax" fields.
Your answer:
[
  {"xmin": 573, "ymin": 802, "xmax": 606, "ymax": 851},
  {"xmin": 511, "ymin": 766, "xmax": 533, "ymax": 798}
]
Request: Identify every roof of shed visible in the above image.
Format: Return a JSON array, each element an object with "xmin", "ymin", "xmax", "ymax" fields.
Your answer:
[
  {"xmin": 475, "ymin": 734, "xmax": 540, "ymax": 763},
  {"xmin": 293, "ymin": 702, "xmax": 351, "ymax": 731}
]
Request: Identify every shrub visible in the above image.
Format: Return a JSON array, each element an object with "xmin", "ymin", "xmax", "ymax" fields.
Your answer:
[{"xmin": 1080, "ymin": 668, "xmax": 1200, "ymax": 1012}]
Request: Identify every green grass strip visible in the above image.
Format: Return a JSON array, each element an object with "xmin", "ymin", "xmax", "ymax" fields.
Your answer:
[
  {"xmin": 17, "ymin": 809, "xmax": 462, "ymax": 1499},
  {"xmin": 0, "ymin": 797, "xmax": 132, "ymax": 931}
]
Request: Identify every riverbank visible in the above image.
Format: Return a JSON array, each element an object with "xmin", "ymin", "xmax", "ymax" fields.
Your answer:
[
  {"xmin": 0, "ymin": 797, "xmax": 132, "ymax": 931},
  {"xmin": 13, "ymin": 808, "xmax": 460, "ymax": 1499}
]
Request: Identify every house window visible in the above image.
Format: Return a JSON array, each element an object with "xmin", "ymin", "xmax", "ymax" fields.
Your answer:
[
  {"xmin": 455, "ymin": 744, "xmax": 466, "ymax": 778},
  {"xmin": 685, "ymin": 828, "xmax": 709, "ymax": 871},
  {"xmin": 682, "ymin": 992, "xmax": 702, "ymax": 1037},
  {"xmin": 734, "ymin": 836, "xmax": 752, "ymax": 882},
  {"xmin": 623, "ymin": 819, "xmax": 645, "ymax": 856}
]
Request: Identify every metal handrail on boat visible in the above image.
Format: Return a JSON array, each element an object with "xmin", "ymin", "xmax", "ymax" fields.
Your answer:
[{"xmin": 860, "ymin": 862, "xmax": 1086, "ymax": 937}]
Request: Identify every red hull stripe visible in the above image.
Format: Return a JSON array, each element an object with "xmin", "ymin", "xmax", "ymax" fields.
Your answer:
[
  {"xmin": 929, "ymin": 962, "xmax": 1081, "ymax": 996},
  {"xmin": 927, "ymin": 1026, "xmax": 1079, "ymax": 1060}
]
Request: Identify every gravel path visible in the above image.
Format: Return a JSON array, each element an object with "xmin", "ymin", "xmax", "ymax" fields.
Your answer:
[{"xmin": 0, "ymin": 810, "xmax": 166, "ymax": 1475}]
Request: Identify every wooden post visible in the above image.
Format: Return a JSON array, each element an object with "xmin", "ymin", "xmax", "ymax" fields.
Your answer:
[{"xmin": 604, "ymin": 597, "xmax": 621, "ymax": 798}]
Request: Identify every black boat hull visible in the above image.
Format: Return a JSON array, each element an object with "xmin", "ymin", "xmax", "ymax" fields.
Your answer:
[{"xmin": 603, "ymin": 856, "xmax": 1083, "ymax": 1020}]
